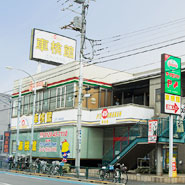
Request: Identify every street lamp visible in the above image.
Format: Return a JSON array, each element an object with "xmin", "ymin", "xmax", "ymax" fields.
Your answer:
[{"xmin": 6, "ymin": 66, "xmax": 36, "ymax": 163}]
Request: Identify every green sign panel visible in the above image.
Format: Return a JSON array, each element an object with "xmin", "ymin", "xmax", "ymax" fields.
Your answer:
[{"xmin": 163, "ymin": 54, "xmax": 181, "ymax": 96}]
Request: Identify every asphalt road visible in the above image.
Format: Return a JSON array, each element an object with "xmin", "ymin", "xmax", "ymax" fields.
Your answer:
[
  {"xmin": 0, "ymin": 171, "xmax": 184, "ymax": 185},
  {"xmin": 0, "ymin": 171, "xmax": 99, "ymax": 185}
]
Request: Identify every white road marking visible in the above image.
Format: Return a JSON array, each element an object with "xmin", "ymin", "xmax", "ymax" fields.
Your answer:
[
  {"xmin": 0, "ymin": 183, "xmax": 12, "ymax": 185},
  {"xmin": 2, "ymin": 173, "xmax": 46, "ymax": 181}
]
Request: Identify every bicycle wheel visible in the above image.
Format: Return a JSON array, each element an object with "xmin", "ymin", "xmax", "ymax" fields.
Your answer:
[
  {"xmin": 99, "ymin": 169, "xmax": 105, "ymax": 180},
  {"xmin": 112, "ymin": 171, "xmax": 118, "ymax": 183},
  {"xmin": 121, "ymin": 171, "xmax": 128, "ymax": 184},
  {"xmin": 105, "ymin": 171, "xmax": 110, "ymax": 180}
]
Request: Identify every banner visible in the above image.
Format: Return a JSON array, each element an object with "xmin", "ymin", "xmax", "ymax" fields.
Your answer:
[{"xmin": 148, "ymin": 120, "xmax": 158, "ymax": 143}]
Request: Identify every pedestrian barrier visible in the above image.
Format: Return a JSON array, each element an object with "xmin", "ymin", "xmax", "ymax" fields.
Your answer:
[{"xmin": 0, "ymin": 158, "xmax": 127, "ymax": 184}]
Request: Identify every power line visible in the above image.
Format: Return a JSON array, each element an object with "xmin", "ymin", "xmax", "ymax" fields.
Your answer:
[
  {"xmin": 90, "ymin": 35, "xmax": 185, "ymax": 62},
  {"xmin": 96, "ymin": 16, "xmax": 185, "ymax": 42},
  {"xmin": 89, "ymin": 39, "xmax": 185, "ymax": 65}
]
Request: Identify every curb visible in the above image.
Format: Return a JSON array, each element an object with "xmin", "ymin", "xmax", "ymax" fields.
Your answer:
[{"xmin": 8, "ymin": 170, "xmax": 113, "ymax": 184}]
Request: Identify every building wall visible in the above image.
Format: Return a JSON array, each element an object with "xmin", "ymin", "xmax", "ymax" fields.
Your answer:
[
  {"xmin": 149, "ymin": 77, "xmax": 161, "ymax": 108},
  {"xmin": 0, "ymin": 94, "xmax": 11, "ymax": 136}
]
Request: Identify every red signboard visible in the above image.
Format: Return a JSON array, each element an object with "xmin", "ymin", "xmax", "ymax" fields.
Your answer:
[{"xmin": 3, "ymin": 131, "xmax": 10, "ymax": 153}]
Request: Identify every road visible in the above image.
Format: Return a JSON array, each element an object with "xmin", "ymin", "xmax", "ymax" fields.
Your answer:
[
  {"xmin": 0, "ymin": 171, "xmax": 184, "ymax": 185},
  {"xmin": 0, "ymin": 171, "xmax": 98, "ymax": 185}
]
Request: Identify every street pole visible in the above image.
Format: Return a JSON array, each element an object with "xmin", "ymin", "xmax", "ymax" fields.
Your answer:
[
  {"xmin": 6, "ymin": 66, "xmax": 36, "ymax": 164},
  {"xmin": 169, "ymin": 114, "xmax": 173, "ymax": 177},
  {"xmin": 75, "ymin": 0, "xmax": 86, "ymax": 177},
  {"xmin": 30, "ymin": 81, "xmax": 36, "ymax": 163},
  {"xmin": 15, "ymin": 79, "xmax": 22, "ymax": 163}
]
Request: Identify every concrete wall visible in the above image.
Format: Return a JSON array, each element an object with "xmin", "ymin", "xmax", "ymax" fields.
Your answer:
[{"xmin": 149, "ymin": 77, "xmax": 160, "ymax": 108}]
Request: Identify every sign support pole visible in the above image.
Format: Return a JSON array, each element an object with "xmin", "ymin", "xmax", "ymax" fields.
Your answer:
[{"xmin": 169, "ymin": 114, "xmax": 173, "ymax": 177}]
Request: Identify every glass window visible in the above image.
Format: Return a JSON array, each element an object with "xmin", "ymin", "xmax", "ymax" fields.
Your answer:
[
  {"xmin": 61, "ymin": 86, "xmax": 65, "ymax": 107},
  {"xmin": 100, "ymin": 89, "xmax": 106, "ymax": 107},
  {"xmin": 57, "ymin": 88, "xmax": 61, "ymax": 108},
  {"xmin": 21, "ymin": 96, "xmax": 23, "ymax": 116},
  {"xmin": 134, "ymin": 94, "xmax": 144, "ymax": 105},
  {"xmin": 12, "ymin": 98, "xmax": 18, "ymax": 117},
  {"xmin": 12, "ymin": 140, "xmax": 16, "ymax": 153},
  {"xmin": 23, "ymin": 95, "xmax": 29, "ymax": 115},
  {"xmin": 65, "ymin": 84, "xmax": 74, "ymax": 107},
  {"xmin": 49, "ymin": 88, "xmax": 56, "ymax": 111},
  {"xmin": 36, "ymin": 91, "xmax": 43, "ymax": 112},
  {"xmin": 0, "ymin": 141, "xmax": 2, "ymax": 153},
  {"xmin": 29, "ymin": 94, "xmax": 33, "ymax": 114},
  {"xmin": 39, "ymin": 91, "xmax": 43, "ymax": 112},
  {"xmin": 43, "ymin": 89, "xmax": 49, "ymax": 112},
  {"xmin": 36, "ymin": 92, "xmax": 39, "ymax": 113},
  {"xmin": 0, "ymin": 135, "xmax": 3, "ymax": 140},
  {"xmin": 156, "ymin": 89, "xmax": 161, "ymax": 102}
]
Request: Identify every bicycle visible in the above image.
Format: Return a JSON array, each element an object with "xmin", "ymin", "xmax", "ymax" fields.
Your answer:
[
  {"xmin": 112, "ymin": 163, "xmax": 128, "ymax": 184},
  {"xmin": 99, "ymin": 165, "xmax": 113, "ymax": 181}
]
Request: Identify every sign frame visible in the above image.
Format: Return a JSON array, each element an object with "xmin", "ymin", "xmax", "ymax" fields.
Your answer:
[
  {"xmin": 3, "ymin": 131, "xmax": 11, "ymax": 154},
  {"xmin": 161, "ymin": 54, "xmax": 181, "ymax": 115},
  {"xmin": 30, "ymin": 28, "xmax": 77, "ymax": 66}
]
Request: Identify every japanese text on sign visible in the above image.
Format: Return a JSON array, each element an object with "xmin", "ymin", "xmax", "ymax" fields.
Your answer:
[
  {"xmin": 34, "ymin": 112, "xmax": 53, "ymax": 124},
  {"xmin": 3, "ymin": 131, "xmax": 10, "ymax": 153}
]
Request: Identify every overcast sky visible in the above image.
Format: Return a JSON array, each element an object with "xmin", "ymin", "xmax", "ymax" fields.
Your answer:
[{"xmin": 1, "ymin": 0, "xmax": 185, "ymax": 94}]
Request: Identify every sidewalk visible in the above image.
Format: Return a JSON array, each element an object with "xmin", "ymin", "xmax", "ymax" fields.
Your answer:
[{"xmin": 128, "ymin": 172, "xmax": 185, "ymax": 184}]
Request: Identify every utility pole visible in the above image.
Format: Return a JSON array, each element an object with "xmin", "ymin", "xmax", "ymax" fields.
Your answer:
[
  {"xmin": 74, "ymin": 0, "xmax": 87, "ymax": 177},
  {"xmin": 15, "ymin": 79, "xmax": 22, "ymax": 163},
  {"xmin": 61, "ymin": 0, "xmax": 95, "ymax": 177}
]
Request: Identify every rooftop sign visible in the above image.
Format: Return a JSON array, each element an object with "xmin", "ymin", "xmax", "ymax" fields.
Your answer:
[{"xmin": 30, "ymin": 28, "xmax": 76, "ymax": 66}]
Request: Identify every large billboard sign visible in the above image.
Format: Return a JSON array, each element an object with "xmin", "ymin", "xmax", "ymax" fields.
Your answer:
[
  {"xmin": 30, "ymin": 29, "xmax": 76, "ymax": 66},
  {"xmin": 161, "ymin": 54, "xmax": 181, "ymax": 115}
]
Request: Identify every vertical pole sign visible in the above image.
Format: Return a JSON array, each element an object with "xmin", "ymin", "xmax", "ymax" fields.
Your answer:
[
  {"xmin": 3, "ymin": 131, "xmax": 11, "ymax": 154},
  {"xmin": 161, "ymin": 54, "xmax": 181, "ymax": 177}
]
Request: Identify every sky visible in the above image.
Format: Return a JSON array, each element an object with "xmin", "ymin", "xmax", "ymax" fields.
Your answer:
[{"xmin": 1, "ymin": 0, "xmax": 185, "ymax": 94}]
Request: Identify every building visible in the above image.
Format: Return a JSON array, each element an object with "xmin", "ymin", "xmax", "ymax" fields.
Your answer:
[
  {"xmin": 9, "ymin": 61, "xmax": 185, "ymax": 173},
  {"xmin": 0, "ymin": 93, "xmax": 11, "ymax": 156}
]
